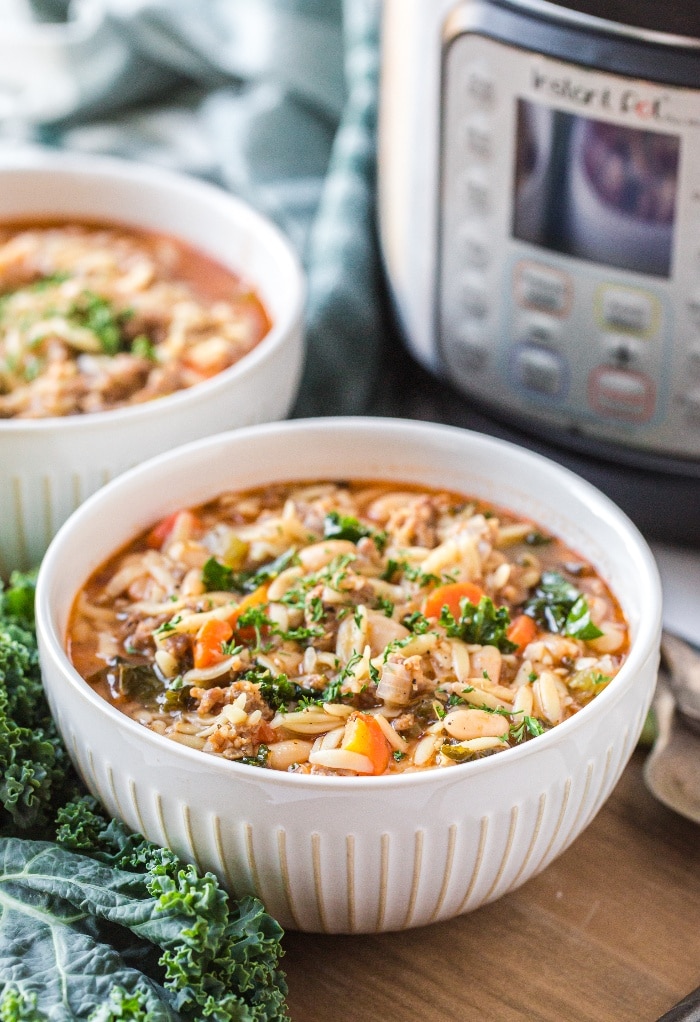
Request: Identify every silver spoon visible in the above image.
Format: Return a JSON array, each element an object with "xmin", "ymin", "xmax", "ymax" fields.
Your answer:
[{"xmin": 644, "ymin": 631, "xmax": 700, "ymax": 824}]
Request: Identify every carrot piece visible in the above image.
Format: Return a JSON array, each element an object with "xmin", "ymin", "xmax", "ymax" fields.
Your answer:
[
  {"xmin": 342, "ymin": 712, "xmax": 391, "ymax": 776},
  {"xmin": 227, "ymin": 584, "xmax": 270, "ymax": 642},
  {"xmin": 423, "ymin": 581, "xmax": 485, "ymax": 620},
  {"xmin": 146, "ymin": 509, "xmax": 199, "ymax": 550},
  {"xmin": 193, "ymin": 618, "xmax": 234, "ymax": 669},
  {"xmin": 506, "ymin": 613, "xmax": 538, "ymax": 653}
]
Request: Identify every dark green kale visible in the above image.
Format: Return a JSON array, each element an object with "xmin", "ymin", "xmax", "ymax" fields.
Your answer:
[
  {"xmin": 239, "ymin": 744, "xmax": 271, "ymax": 768},
  {"xmin": 0, "ymin": 572, "xmax": 81, "ymax": 838},
  {"xmin": 521, "ymin": 571, "xmax": 603, "ymax": 641},
  {"xmin": 323, "ymin": 512, "xmax": 386, "ymax": 550},
  {"xmin": 202, "ymin": 549, "xmax": 297, "ymax": 594},
  {"xmin": 1, "ymin": 798, "xmax": 289, "ymax": 1022},
  {"xmin": 252, "ymin": 667, "xmax": 319, "ymax": 711},
  {"xmin": 0, "ymin": 575, "xmax": 290, "ymax": 1022}
]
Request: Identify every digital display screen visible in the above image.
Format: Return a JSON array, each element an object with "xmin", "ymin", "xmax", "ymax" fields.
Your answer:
[{"xmin": 512, "ymin": 99, "xmax": 680, "ymax": 278}]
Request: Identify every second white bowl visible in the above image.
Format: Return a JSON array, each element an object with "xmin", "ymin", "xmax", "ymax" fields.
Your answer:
[{"xmin": 0, "ymin": 149, "xmax": 305, "ymax": 575}]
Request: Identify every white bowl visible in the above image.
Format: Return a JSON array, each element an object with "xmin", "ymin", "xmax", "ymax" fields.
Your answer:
[
  {"xmin": 0, "ymin": 148, "xmax": 305, "ymax": 575},
  {"xmin": 35, "ymin": 417, "xmax": 662, "ymax": 934}
]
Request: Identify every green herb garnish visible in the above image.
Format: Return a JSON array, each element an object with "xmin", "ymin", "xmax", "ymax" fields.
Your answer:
[{"xmin": 440, "ymin": 596, "xmax": 517, "ymax": 653}]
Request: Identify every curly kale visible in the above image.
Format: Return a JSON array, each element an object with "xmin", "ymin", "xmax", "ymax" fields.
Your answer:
[
  {"xmin": 0, "ymin": 572, "xmax": 81, "ymax": 837},
  {"xmin": 0, "ymin": 822, "xmax": 288, "ymax": 1021},
  {"xmin": 440, "ymin": 595, "xmax": 518, "ymax": 653},
  {"xmin": 0, "ymin": 575, "xmax": 289, "ymax": 1022}
]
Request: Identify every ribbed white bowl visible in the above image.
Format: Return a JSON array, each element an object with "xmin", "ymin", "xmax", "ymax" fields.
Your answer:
[
  {"xmin": 0, "ymin": 149, "xmax": 305, "ymax": 575},
  {"xmin": 36, "ymin": 418, "xmax": 662, "ymax": 933}
]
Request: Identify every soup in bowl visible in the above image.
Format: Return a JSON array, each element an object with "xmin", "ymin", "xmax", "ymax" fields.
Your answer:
[
  {"xmin": 0, "ymin": 149, "xmax": 305, "ymax": 574},
  {"xmin": 36, "ymin": 418, "xmax": 662, "ymax": 933}
]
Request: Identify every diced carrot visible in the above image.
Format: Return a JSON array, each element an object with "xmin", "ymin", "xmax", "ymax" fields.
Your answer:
[
  {"xmin": 423, "ymin": 581, "xmax": 485, "ymax": 620},
  {"xmin": 146, "ymin": 509, "xmax": 199, "ymax": 550},
  {"xmin": 506, "ymin": 613, "xmax": 538, "ymax": 653},
  {"xmin": 226, "ymin": 583, "xmax": 270, "ymax": 642},
  {"xmin": 341, "ymin": 712, "xmax": 391, "ymax": 776},
  {"xmin": 193, "ymin": 618, "xmax": 234, "ymax": 669}
]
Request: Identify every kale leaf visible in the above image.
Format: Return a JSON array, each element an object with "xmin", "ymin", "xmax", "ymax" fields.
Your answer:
[
  {"xmin": 0, "ymin": 575, "xmax": 290, "ymax": 1021},
  {"xmin": 202, "ymin": 549, "xmax": 297, "ymax": 594},
  {"xmin": 521, "ymin": 571, "xmax": 603, "ymax": 640},
  {"xmin": 0, "ymin": 807, "xmax": 288, "ymax": 1021},
  {"xmin": 323, "ymin": 512, "xmax": 386, "ymax": 551},
  {"xmin": 0, "ymin": 572, "xmax": 81, "ymax": 838},
  {"xmin": 323, "ymin": 511, "xmax": 370, "ymax": 543}
]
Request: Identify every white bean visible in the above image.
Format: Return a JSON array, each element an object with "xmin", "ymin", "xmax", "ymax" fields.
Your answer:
[
  {"xmin": 588, "ymin": 621, "xmax": 626, "ymax": 654},
  {"xmin": 442, "ymin": 707, "xmax": 510, "ymax": 741},
  {"xmin": 471, "ymin": 645, "xmax": 502, "ymax": 685},
  {"xmin": 267, "ymin": 739, "xmax": 313, "ymax": 771}
]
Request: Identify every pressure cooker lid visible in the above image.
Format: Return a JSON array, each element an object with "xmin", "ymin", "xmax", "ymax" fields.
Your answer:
[{"xmin": 535, "ymin": 0, "xmax": 700, "ymax": 40}]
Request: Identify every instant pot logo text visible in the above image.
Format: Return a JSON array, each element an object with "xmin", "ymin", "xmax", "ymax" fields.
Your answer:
[{"xmin": 530, "ymin": 67, "xmax": 700, "ymax": 128}]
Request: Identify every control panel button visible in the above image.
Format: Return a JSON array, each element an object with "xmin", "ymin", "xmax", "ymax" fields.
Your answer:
[
  {"xmin": 459, "ymin": 225, "xmax": 490, "ymax": 269},
  {"xmin": 680, "ymin": 388, "xmax": 700, "ymax": 424},
  {"xmin": 461, "ymin": 276, "xmax": 488, "ymax": 319},
  {"xmin": 464, "ymin": 66, "xmax": 496, "ymax": 108},
  {"xmin": 513, "ymin": 345, "xmax": 567, "ymax": 397},
  {"xmin": 514, "ymin": 261, "xmax": 572, "ymax": 316},
  {"xmin": 598, "ymin": 285, "xmax": 658, "ymax": 335},
  {"xmin": 588, "ymin": 367, "xmax": 655, "ymax": 422},
  {"xmin": 600, "ymin": 332, "xmax": 646, "ymax": 368},
  {"xmin": 463, "ymin": 172, "xmax": 490, "ymax": 215},
  {"xmin": 447, "ymin": 325, "xmax": 489, "ymax": 374},
  {"xmin": 463, "ymin": 117, "xmax": 493, "ymax": 160},
  {"xmin": 517, "ymin": 313, "xmax": 561, "ymax": 348}
]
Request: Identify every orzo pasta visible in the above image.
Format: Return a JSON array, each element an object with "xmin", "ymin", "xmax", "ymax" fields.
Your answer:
[
  {"xmin": 0, "ymin": 221, "xmax": 270, "ymax": 417},
  {"xmin": 67, "ymin": 480, "xmax": 629, "ymax": 776}
]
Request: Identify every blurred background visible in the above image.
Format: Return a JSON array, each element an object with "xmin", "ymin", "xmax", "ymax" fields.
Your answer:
[
  {"xmin": 0, "ymin": 0, "xmax": 385, "ymax": 417},
  {"xmin": 3, "ymin": 0, "xmax": 700, "ymax": 644}
]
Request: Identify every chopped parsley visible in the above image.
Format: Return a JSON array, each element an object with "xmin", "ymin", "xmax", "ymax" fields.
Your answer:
[
  {"xmin": 66, "ymin": 291, "xmax": 132, "ymax": 355},
  {"xmin": 255, "ymin": 670, "xmax": 320, "ymax": 711},
  {"xmin": 510, "ymin": 715, "xmax": 546, "ymax": 743},
  {"xmin": 375, "ymin": 595, "xmax": 395, "ymax": 618},
  {"xmin": 130, "ymin": 333, "xmax": 157, "ymax": 360},
  {"xmin": 401, "ymin": 611, "xmax": 430, "ymax": 634},
  {"xmin": 154, "ymin": 615, "xmax": 182, "ymax": 635},
  {"xmin": 440, "ymin": 596, "xmax": 517, "ymax": 653}
]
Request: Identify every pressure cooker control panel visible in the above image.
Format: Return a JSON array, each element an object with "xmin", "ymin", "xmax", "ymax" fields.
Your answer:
[{"xmin": 438, "ymin": 29, "xmax": 700, "ymax": 458}]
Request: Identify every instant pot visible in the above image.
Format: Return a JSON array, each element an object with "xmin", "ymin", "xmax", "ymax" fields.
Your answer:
[{"xmin": 378, "ymin": 0, "xmax": 700, "ymax": 544}]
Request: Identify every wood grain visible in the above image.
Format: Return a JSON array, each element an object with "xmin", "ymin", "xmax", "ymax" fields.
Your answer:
[{"xmin": 282, "ymin": 750, "xmax": 700, "ymax": 1021}]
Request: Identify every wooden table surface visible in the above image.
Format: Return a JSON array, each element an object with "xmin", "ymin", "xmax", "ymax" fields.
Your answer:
[{"xmin": 282, "ymin": 748, "xmax": 700, "ymax": 1022}]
